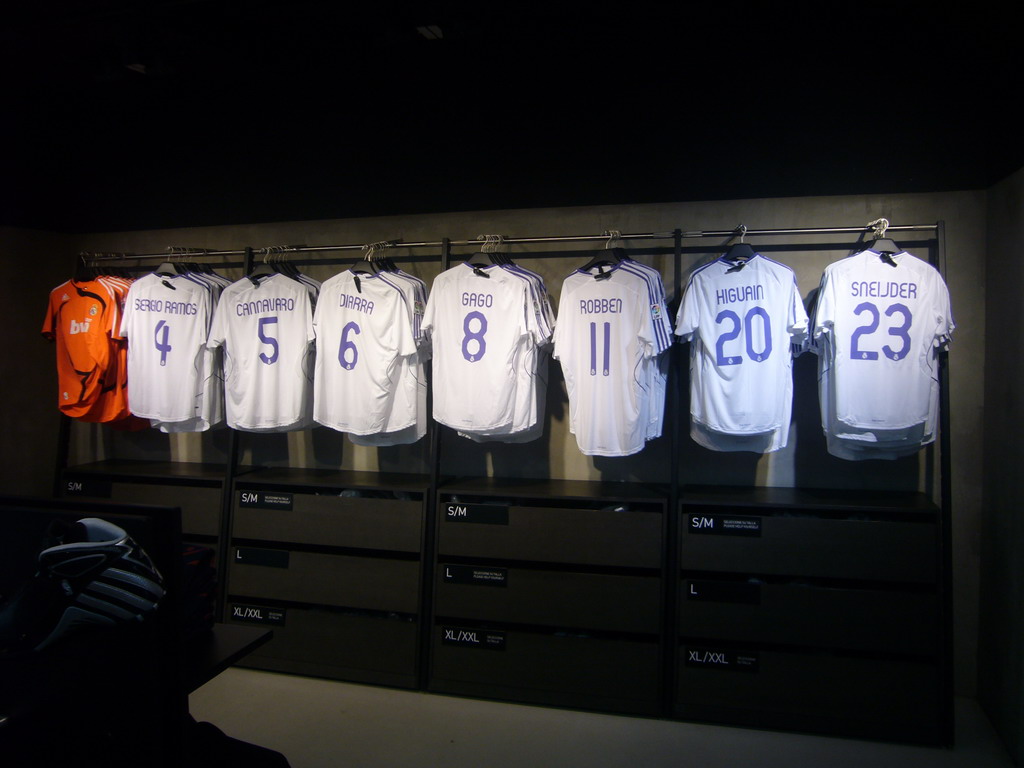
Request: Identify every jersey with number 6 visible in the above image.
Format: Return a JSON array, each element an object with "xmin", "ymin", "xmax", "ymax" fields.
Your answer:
[
  {"xmin": 207, "ymin": 273, "xmax": 315, "ymax": 431},
  {"xmin": 813, "ymin": 249, "xmax": 953, "ymax": 432},
  {"xmin": 422, "ymin": 263, "xmax": 541, "ymax": 431},
  {"xmin": 313, "ymin": 270, "xmax": 417, "ymax": 434},
  {"xmin": 553, "ymin": 265, "xmax": 666, "ymax": 457},
  {"xmin": 675, "ymin": 254, "xmax": 808, "ymax": 446},
  {"xmin": 119, "ymin": 273, "xmax": 213, "ymax": 423}
]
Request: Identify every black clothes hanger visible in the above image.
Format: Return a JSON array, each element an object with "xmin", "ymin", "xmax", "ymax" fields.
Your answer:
[
  {"xmin": 578, "ymin": 253, "xmax": 616, "ymax": 271},
  {"xmin": 582, "ymin": 232, "xmax": 628, "ymax": 276},
  {"xmin": 249, "ymin": 262, "xmax": 277, "ymax": 277},
  {"xmin": 869, "ymin": 237, "xmax": 900, "ymax": 254},
  {"xmin": 607, "ymin": 246, "xmax": 629, "ymax": 262},
  {"xmin": 723, "ymin": 225, "xmax": 755, "ymax": 263},
  {"xmin": 73, "ymin": 256, "xmax": 95, "ymax": 282},
  {"xmin": 724, "ymin": 241, "xmax": 755, "ymax": 261},
  {"xmin": 866, "ymin": 218, "xmax": 900, "ymax": 265},
  {"xmin": 466, "ymin": 234, "xmax": 505, "ymax": 273}
]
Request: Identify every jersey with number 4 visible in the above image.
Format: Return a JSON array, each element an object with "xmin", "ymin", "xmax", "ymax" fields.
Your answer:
[
  {"xmin": 119, "ymin": 273, "xmax": 213, "ymax": 423},
  {"xmin": 813, "ymin": 249, "xmax": 953, "ymax": 432},
  {"xmin": 675, "ymin": 254, "xmax": 808, "ymax": 446},
  {"xmin": 207, "ymin": 273, "xmax": 315, "ymax": 431}
]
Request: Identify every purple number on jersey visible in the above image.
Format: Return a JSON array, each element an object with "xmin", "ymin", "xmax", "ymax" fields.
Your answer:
[
  {"xmin": 339, "ymin": 321, "xmax": 360, "ymax": 370},
  {"xmin": 462, "ymin": 311, "xmax": 487, "ymax": 362},
  {"xmin": 154, "ymin": 319, "xmax": 171, "ymax": 367}
]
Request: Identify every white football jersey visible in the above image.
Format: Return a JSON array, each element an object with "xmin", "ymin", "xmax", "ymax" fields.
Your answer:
[
  {"xmin": 423, "ymin": 263, "xmax": 542, "ymax": 432},
  {"xmin": 675, "ymin": 253, "xmax": 808, "ymax": 450},
  {"xmin": 553, "ymin": 265, "xmax": 667, "ymax": 457},
  {"xmin": 813, "ymin": 249, "xmax": 953, "ymax": 434},
  {"xmin": 313, "ymin": 270, "xmax": 417, "ymax": 434},
  {"xmin": 148, "ymin": 271, "xmax": 228, "ymax": 433},
  {"xmin": 207, "ymin": 273, "xmax": 315, "ymax": 431},
  {"xmin": 617, "ymin": 259, "xmax": 672, "ymax": 440},
  {"xmin": 119, "ymin": 273, "xmax": 213, "ymax": 423},
  {"xmin": 348, "ymin": 270, "xmax": 430, "ymax": 446},
  {"xmin": 456, "ymin": 262, "xmax": 553, "ymax": 442}
]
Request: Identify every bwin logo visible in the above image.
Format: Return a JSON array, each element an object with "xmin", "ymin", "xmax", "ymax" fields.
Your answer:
[
  {"xmin": 444, "ymin": 629, "xmax": 478, "ymax": 643},
  {"xmin": 69, "ymin": 319, "xmax": 92, "ymax": 335},
  {"xmin": 233, "ymin": 606, "xmax": 264, "ymax": 620},
  {"xmin": 689, "ymin": 650, "xmax": 729, "ymax": 665}
]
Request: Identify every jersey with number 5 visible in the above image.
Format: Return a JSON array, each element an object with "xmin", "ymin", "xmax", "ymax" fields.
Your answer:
[
  {"xmin": 813, "ymin": 249, "xmax": 953, "ymax": 431},
  {"xmin": 119, "ymin": 273, "xmax": 213, "ymax": 422},
  {"xmin": 422, "ymin": 263, "xmax": 540, "ymax": 431},
  {"xmin": 675, "ymin": 254, "xmax": 808, "ymax": 442},
  {"xmin": 207, "ymin": 273, "xmax": 315, "ymax": 431}
]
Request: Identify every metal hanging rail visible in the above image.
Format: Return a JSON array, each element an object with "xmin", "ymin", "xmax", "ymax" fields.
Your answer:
[
  {"xmin": 449, "ymin": 232, "xmax": 677, "ymax": 247},
  {"xmin": 82, "ymin": 248, "xmax": 248, "ymax": 261},
  {"xmin": 79, "ymin": 224, "xmax": 938, "ymax": 263},
  {"xmin": 680, "ymin": 224, "xmax": 938, "ymax": 238}
]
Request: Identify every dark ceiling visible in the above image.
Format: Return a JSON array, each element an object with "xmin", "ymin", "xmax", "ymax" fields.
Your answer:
[{"xmin": 2, "ymin": 1, "xmax": 1020, "ymax": 233}]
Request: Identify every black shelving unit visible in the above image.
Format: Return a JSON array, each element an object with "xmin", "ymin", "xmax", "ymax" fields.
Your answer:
[
  {"xmin": 428, "ymin": 477, "xmax": 668, "ymax": 715},
  {"xmin": 224, "ymin": 467, "xmax": 430, "ymax": 688},
  {"xmin": 51, "ymin": 223, "xmax": 954, "ymax": 745},
  {"xmin": 674, "ymin": 485, "xmax": 946, "ymax": 744}
]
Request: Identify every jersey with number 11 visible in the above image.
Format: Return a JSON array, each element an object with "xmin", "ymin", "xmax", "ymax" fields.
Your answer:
[{"xmin": 553, "ymin": 266, "xmax": 666, "ymax": 457}]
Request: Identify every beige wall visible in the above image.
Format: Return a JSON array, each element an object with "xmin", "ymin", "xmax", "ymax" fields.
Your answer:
[{"xmin": 9, "ymin": 187, "xmax": 988, "ymax": 696}]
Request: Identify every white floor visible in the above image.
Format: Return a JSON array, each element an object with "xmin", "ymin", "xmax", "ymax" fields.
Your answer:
[{"xmin": 190, "ymin": 668, "xmax": 1015, "ymax": 768}]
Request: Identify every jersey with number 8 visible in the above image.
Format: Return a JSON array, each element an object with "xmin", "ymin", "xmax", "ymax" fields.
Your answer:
[
  {"xmin": 422, "ymin": 263, "xmax": 540, "ymax": 431},
  {"xmin": 813, "ymin": 249, "xmax": 954, "ymax": 431},
  {"xmin": 207, "ymin": 273, "xmax": 314, "ymax": 431}
]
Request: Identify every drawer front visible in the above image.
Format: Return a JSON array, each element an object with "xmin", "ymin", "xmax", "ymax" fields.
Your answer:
[
  {"xmin": 679, "ymin": 578, "xmax": 940, "ymax": 655},
  {"xmin": 229, "ymin": 548, "xmax": 419, "ymax": 613},
  {"xmin": 438, "ymin": 504, "xmax": 662, "ymax": 568},
  {"xmin": 680, "ymin": 512, "xmax": 935, "ymax": 582},
  {"xmin": 84, "ymin": 482, "xmax": 221, "ymax": 538},
  {"xmin": 436, "ymin": 566, "xmax": 660, "ymax": 634},
  {"xmin": 234, "ymin": 493, "xmax": 422, "ymax": 551},
  {"xmin": 430, "ymin": 626, "xmax": 660, "ymax": 714},
  {"xmin": 227, "ymin": 604, "xmax": 418, "ymax": 686},
  {"xmin": 675, "ymin": 646, "xmax": 941, "ymax": 742}
]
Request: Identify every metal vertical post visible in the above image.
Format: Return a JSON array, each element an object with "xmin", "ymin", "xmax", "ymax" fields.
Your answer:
[
  {"xmin": 935, "ymin": 220, "xmax": 955, "ymax": 745},
  {"xmin": 418, "ymin": 237, "xmax": 448, "ymax": 689},
  {"xmin": 214, "ymin": 247, "xmax": 251, "ymax": 620},
  {"xmin": 662, "ymin": 228, "xmax": 684, "ymax": 714}
]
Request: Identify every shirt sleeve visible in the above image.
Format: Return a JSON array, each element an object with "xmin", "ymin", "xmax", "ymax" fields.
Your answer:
[
  {"xmin": 207, "ymin": 296, "xmax": 227, "ymax": 350},
  {"xmin": 674, "ymin": 276, "xmax": 701, "ymax": 341},
  {"xmin": 788, "ymin": 275, "xmax": 810, "ymax": 342},
  {"xmin": 811, "ymin": 268, "xmax": 835, "ymax": 341},
  {"xmin": 41, "ymin": 288, "xmax": 59, "ymax": 340}
]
